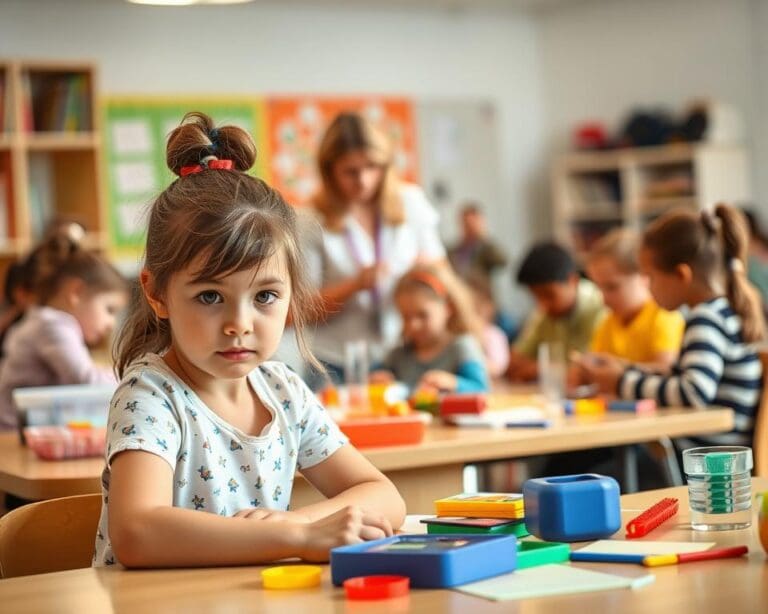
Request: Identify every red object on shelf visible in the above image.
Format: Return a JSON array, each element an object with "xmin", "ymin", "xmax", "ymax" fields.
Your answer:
[
  {"xmin": 338, "ymin": 415, "xmax": 426, "ymax": 448},
  {"xmin": 343, "ymin": 575, "xmax": 410, "ymax": 600},
  {"xmin": 625, "ymin": 497, "xmax": 679, "ymax": 538},
  {"xmin": 439, "ymin": 394, "xmax": 487, "ymax": 417},
  {"xmin": 23, "ymin": 426, "xmax": 106, "ymax": 460},
  {"xmin": 573, "ymin": 122, "xmax": 609, "ymax": 150}
]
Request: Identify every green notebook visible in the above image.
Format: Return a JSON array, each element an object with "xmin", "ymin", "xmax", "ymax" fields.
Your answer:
[
  {"xmin": 425, "ymin": 520, "xmax": 530, "ymax": 537},
  {"xmin": 516, "ymin": 540, "xmax": 570, "ymax": 569}
]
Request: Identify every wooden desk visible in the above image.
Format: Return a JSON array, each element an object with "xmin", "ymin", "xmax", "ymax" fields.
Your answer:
[
  {"xmin": 1, "ymin": 479, "xmax": 765, "ymax": 613},
  {"xmin": 0, "ymin": 408, "xmax": 734, "ymax": 512}
]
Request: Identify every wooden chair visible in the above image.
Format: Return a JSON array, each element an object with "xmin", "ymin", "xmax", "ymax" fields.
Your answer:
[
  {"xmin": 753, "ymin": 350, "xmax": 768, "ymax": 478},
  {"xmin": 0, "ymin": 493, "xmax": 102, "ymax": 578}
]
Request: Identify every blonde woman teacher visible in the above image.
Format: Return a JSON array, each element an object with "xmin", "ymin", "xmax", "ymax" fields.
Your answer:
[{"xmin": 304, "ymin": 112, "xmax": 446, "ymax": 380}]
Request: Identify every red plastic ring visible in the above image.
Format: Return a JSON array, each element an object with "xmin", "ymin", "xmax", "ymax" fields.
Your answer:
[{"xmin": 343, "ymin": 575, "xmax": 410, "ymax": 600}]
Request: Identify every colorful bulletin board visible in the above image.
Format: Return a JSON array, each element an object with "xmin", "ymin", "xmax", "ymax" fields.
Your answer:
[
  {"xmin": 266, "ymin": 97, "xmax": 419, "ymax": 205},
  {"xmin": 102, "ymin": 96, "xmax": 418, "ymax": 255},
  {"xmin": 103, "ymin": 98, "xmax": 269, "ymax": 254}
]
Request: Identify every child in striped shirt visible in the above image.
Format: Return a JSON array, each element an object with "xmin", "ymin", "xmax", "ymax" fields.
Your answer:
[{"xmin": 582, "ymin": 204, "xmax": 765, "ymax": 447}]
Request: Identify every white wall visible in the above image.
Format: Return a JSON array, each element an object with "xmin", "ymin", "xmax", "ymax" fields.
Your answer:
[
  {"xmin": 6, "ymin": 0, "xmax": 766, "ymax": 305},
  {"xmin": 750, "ymin": 0, "xmax": 768, "ymax": 206},
  {"xmin": 538, "ymin": 0, "xmax": 761, "ymax": 201},
  {"xmin": 0, "ymin": 0, "xmax": 545, "ymax": 314}
]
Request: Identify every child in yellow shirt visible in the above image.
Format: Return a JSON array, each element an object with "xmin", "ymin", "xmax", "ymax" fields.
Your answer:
[
  {"xmin": 544, "ymin": 229, "xmax": 685, "ymax": 488},
  {"xmin": 586, "ymin": 229, "xmax": 684, "ymax": 370}
]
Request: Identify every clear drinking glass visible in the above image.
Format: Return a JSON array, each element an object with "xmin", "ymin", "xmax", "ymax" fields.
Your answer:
[
  {"xmin": 682, "ymin": 446, "xmax": 753, "ymax": 531},
  {"xmin": 344, "ymin": 340, "xmax": 370, "ymax": 412},
  {"xmin": 538, "ymin": 342, "xmax": 566, "ymax": 406}
]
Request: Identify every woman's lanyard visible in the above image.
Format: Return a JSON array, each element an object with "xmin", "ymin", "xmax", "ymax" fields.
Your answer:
[{"xmin": 344, "ymin": 213, "xmax": 383, "ymax": 332}]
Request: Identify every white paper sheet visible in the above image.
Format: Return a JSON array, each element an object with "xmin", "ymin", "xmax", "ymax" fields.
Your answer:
[
  {"xmin": 115, "ymin": 162, "xmax": 156, "ymax": 195},
  {"xmin": 111, "ymin": 119, "xmax": 152, "ymax": 155},
  {"xmin": 457, "ymin": 563, "xmax": 654, "ymax": 601}
]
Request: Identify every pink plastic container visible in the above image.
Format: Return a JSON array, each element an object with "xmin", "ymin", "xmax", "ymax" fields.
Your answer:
[{"xmin": 23, "ymin": 426, "xmax": 107, "ymax": 460}]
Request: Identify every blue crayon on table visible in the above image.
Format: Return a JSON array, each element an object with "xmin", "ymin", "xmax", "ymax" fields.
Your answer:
[
  {"xmin": 608, "ymin": 400, "xmax": 656, "ymax": 414},
  {"xmin": 569, "ymin": 552, "xmax": 646, "ymax": 564},
  {"xmin": 505, "ymin": 420, "xmax": 552, "ymax": 428}
]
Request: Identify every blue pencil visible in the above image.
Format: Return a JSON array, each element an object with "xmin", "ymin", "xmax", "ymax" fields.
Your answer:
[
  {"xmin": 504, "ymin": 421, "xmax": 552, "ymax": 428},
  {"xmin": 569, "ymin": 552, "xmax": 646, "ymax": 564}
]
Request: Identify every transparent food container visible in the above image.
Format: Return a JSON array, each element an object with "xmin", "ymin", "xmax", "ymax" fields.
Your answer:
[
  {"xmin": 13, "ymin": 384, "xmax": 115, "ymax": 444},
  {"xmin": 23, "ymin": 425, "xmax": 107, "ymax": 461}
]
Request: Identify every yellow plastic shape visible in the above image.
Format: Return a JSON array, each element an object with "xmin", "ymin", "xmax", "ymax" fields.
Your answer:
[{"xmin": 261, "ymin": 565, "xmax": 322, "ymax": 590}]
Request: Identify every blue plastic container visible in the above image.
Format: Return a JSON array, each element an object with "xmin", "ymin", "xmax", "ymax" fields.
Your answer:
[
  {"xmin": 330, "ymin": 534, "xmax": 517, "ymax": 588},
  {"xmin": 523, "ymin": 474, "xmax": 621, "ymax": 542}
]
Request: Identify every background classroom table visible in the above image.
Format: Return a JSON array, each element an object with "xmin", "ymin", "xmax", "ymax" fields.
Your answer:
[
  {"xmin": 0, "ymin": 478, "xmax": 765, "ymax": 613},
  {"xmin": 0, "ymin": 406, "xmax": 733, "ymax": 511}
]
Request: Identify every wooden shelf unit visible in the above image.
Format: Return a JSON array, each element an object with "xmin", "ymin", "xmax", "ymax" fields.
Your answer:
[
  {"xmin": 552, "ymin": 143, "xmax": 751, "ymax": 259},
  {"xmin": 0, "ymin": 59, "xmax": 104, "ymax": 268}
]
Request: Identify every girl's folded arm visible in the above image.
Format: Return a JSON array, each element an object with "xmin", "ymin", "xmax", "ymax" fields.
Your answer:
[
  {"xmin": 108, "ymin": 450, "xmax": 307, "ymax": 568},
  {"xmin": 297, "ymin": 445, "xmax": 406, "ymax": 530}
]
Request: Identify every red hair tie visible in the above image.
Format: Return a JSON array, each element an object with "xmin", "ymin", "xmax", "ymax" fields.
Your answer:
[
  {"xmin": 409, "ymin": 271, "xmax": 447, "ymax": 298},
  {"xmin": 180, "ymin": 159, "xmax": 234, "ymax": 177}
]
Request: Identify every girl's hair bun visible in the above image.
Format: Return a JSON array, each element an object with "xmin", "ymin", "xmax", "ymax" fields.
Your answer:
[{"xmin": 166, "ymin": 111, "xmax": 256, "ymax": 176}]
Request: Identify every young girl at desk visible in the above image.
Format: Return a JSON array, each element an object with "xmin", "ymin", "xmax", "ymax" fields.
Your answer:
[
  {"xmin": 94, "ymin": 112, "xmax": 405, "ymax": 569},
  {"xmin": 0, "ymin": 231, "xmax": 127, "ymax": 430},
  {"xmin": 581, "ymin": 204, "xmax": 764, "ymax": 447},
  {"xmin": 371, "ymin": 266, "xmax": 489, "ymax": 393}
]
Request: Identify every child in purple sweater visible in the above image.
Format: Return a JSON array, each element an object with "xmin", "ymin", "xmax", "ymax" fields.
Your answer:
[{"xmin": 0, "ymin": 232, "xmax": 128, "ymax": 429}]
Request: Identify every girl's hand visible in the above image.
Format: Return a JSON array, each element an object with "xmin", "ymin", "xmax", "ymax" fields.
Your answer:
[
  {"xmin": 507, "ymin": 352, "xmax": 538, "ymax": 382},
  {"xmin": 566, "ymin": 364, "xmax": 586, "ymax": 389},
  {"xmin": 356, "ymin": 263, "xmax": 388, "ymax": 291},
  {"xmin": 298, "ymin": 506, "xmax": 393, "ymax": 563},
  {"xmin": 369, "ymin": 370, "xmax": 395, "ymax": 385},
  {"xmin": 418, "ymin": 370, "xmax": 458, "ymax": 392},
  {"xmin": 579, "ymin": 356, "xmax": 625, "ymax": 394},
  {"xmin": 233, "ymin": 508, "xmax": 311, "ymax": 524}
]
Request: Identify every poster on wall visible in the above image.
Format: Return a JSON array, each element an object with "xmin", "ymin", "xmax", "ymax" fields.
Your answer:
[
  {"xmin": 266, "ymin": 97, "xmax": 419, "ymax": 205},
  {"xmin": 103, "ymin": 98, "xmax": 269, "ymax": 254}
]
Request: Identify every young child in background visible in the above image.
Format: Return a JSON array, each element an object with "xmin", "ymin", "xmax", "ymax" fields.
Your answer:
[
  {"xmin": 0, "ymin": 232, "xmax": 128, "ymax": 430},
  {"xmin": 0, "ymin": 258, "xmax": 37, "ymax": 357},
  {"xmin": 466, "ymin": 273, "xmax": 510, "ymax": 378},
  {"xmin": 448, "ymin": 203, "xmax": 508, "ymax": 288},
  {"xmin": 741, "ymin": 207, "xmax": 768, "ymax": 313},
  {"xmin": 585, "ymin": 228, "xmax": 685, "ymax": 370},
  {"xmin": 371, "ymin": 265, "xmax": 489, "ymax": 393},
  {"xmin": 95, "ymin": 112, "xmax": 404, "ymax": 569},
  {"xmin": 508, "ymin": 242, "xmax": 604, "ymax": 382},
  {"xmin": 0, "ymin": 222, "xmax": 87, "ymax": 358},
  {"xmin": 581, "ymin": 205, "xmax": 764, "ymax": 447}
]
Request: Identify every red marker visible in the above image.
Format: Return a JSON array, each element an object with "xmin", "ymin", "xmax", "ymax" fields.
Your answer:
[
  {"xmin": 644, "ymin": 545, "xmax": 749, "ymax": 567},
  {"xmin": 626, "ymin": 497, "xmax": 679, "ymax": 538}
]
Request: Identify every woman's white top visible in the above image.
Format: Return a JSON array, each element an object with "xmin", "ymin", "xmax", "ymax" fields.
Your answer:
[{"xmin": 303, "ymin": 183, "xmax": 445, "ymax": 367}]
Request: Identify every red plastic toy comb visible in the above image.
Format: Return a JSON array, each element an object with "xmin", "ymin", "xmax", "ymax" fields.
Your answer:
[{"xmin": 625, "ymin": 497, "xmax": 679, "ymax": 539}]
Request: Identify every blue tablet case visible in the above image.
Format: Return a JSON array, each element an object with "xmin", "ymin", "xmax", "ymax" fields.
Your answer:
[{"xmin": 330, "ymin": 534, "xmax": 518, "ymax": 588}]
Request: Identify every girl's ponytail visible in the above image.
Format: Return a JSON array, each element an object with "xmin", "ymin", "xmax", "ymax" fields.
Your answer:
[
  {"xmin": 30, "ymin": 224, "xmax": 125, "ymax": 306},
  {"xmin": 714, "ymin": 203, "xmax": 767, "ymax": 343}
]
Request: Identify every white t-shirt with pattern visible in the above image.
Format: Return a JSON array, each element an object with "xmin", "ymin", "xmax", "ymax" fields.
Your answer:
[{"xmin": 93, "ymin": 353, "xmax": 347, "ymax": 567}]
